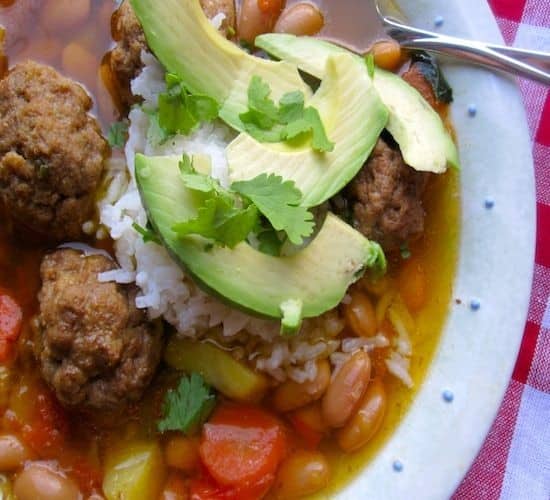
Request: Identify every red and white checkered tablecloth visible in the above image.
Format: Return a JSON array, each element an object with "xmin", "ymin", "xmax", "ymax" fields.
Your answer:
[{"xmin": 452, "ymin": 1, "xmax": 550, "ymax": 499}]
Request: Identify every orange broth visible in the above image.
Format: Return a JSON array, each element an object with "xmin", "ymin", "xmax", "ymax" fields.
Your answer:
[{"xmin": 0, "ymin": 1, "xmax": 460, "ymax": 497}]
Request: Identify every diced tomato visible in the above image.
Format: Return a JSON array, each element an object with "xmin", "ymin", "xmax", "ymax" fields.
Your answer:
[
  {"xmin": 68, "ymin": 455, "xmax": 102, "ymax": 495},
  {"xmin": 199, "ymin": 403, "xmax": 287, "ymax": 494},
  {"xmin": 22, "ymin": 391, "xmax": 69, "ymax": 454},
  {"xmin": 0, "ymin": 293, "xmax": 23, "ymax": 362}
]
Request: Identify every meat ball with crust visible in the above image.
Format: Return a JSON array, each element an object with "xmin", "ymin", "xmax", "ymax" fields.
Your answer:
[
  {"xmin": 344, "ymin": 138, "xmax": 430, "ymax": 252},
  {"xmin": 0, "ymin": 61, "xmax": 107, "ymax": 242},
  {"xmin": 34, "ymin": 249, "xmax": 163, "ymax": 411},
  {"xmin": 109, "ymin": 0, "xmax": 236, "ymax": 109}
]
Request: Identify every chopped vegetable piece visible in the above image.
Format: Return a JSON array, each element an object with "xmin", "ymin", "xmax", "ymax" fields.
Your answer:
[
  {"xmin": 410, "ymin": 51, "xmax": 453, "ymax": 103},
  {"xmin": 164, "ymin": 338, "xmax": 268, "ymax": 403},
  {"xmin": 158, "ymin": 373, "xmax": 216, "ymax": 435},
  {"xmin": 199, "ymin": 404, "xmax": 287, "ymax": 489},
  {"xmin": 106, "ymin": 120, "xmax": 128, "ymax": 148},
  {"xmin": 103, "ymin": 441, "xmax": 165, "ymax": 500},
  {"xmin": 232, "ymin": 174, "xmax": 314, "ymax": 245}
]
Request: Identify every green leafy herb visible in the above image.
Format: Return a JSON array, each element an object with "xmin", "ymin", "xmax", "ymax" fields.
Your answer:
[
  {"xmin": 132, "ymin": 222, "xmax": 161, "ymax": 244},
  {"xmin": 172, "ymin": 155, "xmax": 314, "ymax": 248},
  {"xmin": 365, "ymin": 53, "xmax": 375, "ymax": 79},
  {"xmin": 410, "ymin": 51, "xmax": 454, "ymax": 103},
  {"xmin": 158, "ymin": 73, "xmax": 220, "ymax": 136},
  {"xmin": 302, "ymin": 107, "xmax": 334, "ymax": 153},
  {"xmin": 145, "ymin": 109, "xmax": 171, "ymax": 145},
  {"xmin": 278, "ymin": 91, "xmax": 305, "ymax": 124},
  {"xmin": 239, "ymin": 76, "xmax": 334, "ymax": 153},
  {"xmin": 158, "ymin": 373, "xmax": 216, "ymax": 435},
  {"xmin": 107, "ymin": 121, "xmax": 128, "ymax": 148},
  {"xmin": 232, "ymin": 174, "xmax": 314, "ymax": 245},
  {"xmin": 255, "ymin": 227, "xmax": 284, "ymax": 257}
]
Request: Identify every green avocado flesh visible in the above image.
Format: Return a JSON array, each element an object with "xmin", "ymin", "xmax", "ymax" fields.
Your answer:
[
  {"xmin": 130, "ymin": 0, "xmax": 311, "ymax": 131},
  {"xmin": 227, "ymin": 53, "xmax": 389, "ymax": 207},
  {"xmin": 135, "ymin": 154, "xmax": 385, "ymax": 327},
  {"xmin": 255, "ymin": 34, "xmax": 460, "ymax": 173}
]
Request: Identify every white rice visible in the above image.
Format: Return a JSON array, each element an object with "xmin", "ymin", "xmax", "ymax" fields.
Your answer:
[{"xmin": 95, "ymin": 52, "xmax": 415, "ymax": 386}]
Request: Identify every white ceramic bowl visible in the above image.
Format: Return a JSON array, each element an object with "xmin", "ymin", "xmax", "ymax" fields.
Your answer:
[{"xmin": 340, "ymin": 1, "xmax": 536, "ymax": 498}]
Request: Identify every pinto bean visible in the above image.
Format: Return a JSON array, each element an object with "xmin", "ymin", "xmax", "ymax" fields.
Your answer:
[
  {"xmin": 273, "ymin": 359, "xmax": 331, "ymax": 412},
  {"xmin": 0, "ymin": 434, "xmax": 33, "ymax": 472},
  {"xmin": 337, "ymin": 378, "xmax": 387, "ymax": 452},
  {"xmin": 343, "ymin": 290, "xmax": 377, "ymax": 337},
  {"xmin": 13, "ymin": 463, "xmax": 80, "ymax": 500},
  {"xmin": 274, "ymin": 3, "xmax": 324, "ymax": 36},
  {"xmin": 273, "ymin": 450, "xmax": 330, "ymax": 499},
  {"xmin": 322, "ymin": 351, "xmax": 371, "ymax": 428},
  {"xmin": 238, "ymin": 0, "xmax": 285, "ymax": 43}
]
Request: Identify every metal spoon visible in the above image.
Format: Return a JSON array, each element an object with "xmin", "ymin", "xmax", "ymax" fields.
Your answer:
[{"xmin": 375, "ymin": 1, "xmax": 550, "ymax": 86}]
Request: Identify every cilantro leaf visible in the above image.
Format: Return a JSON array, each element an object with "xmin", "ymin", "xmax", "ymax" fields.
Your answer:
[
  {"xmin": 365, "ymin": 53, "xmax": 375, "ymax": 79},
  {"xmin": 107, "ymin": 121, "xmax": 128, "ymax": 148},
  {"xmin": 240, "ymin": 76, "xmax": 333, "ymax": 152},
  {"xmin": 157, "ymin": 373, "xmax": 216, "ymax": 435},
  {"xmin": 173, "ymin": 155, "xmax": 259, "ymax": 248},
  {"xmin": 132, "ymin": 222, "xmax": 161, "ymax": 244},
  {"xmin": 256, "ymin": 227, "xmax": 284, "ymax": 256},
  {"xmin": 232, "ymin": 174, "xmax": 314, "ymax": 245},
  {"xmin": 145, "ymin": 109, "xmax": 171, "ymax": 145},
  {"xmin": 303, "ymin": 107, "xmax": 335, "ymax": 153},
  {"xmin": 278, "ymin": 91, "xmax": 305, "ymax": 124},
  {"xmin": 247, "ymin": 75, "xmax": 279, "ymax": 123},
  {"xmin": 158, "ymin": 73, "xmax": 220, "ymax": 136},
  {"xmin": 178, "ymin": 154, "xmax": 219, "ymax": 193}
]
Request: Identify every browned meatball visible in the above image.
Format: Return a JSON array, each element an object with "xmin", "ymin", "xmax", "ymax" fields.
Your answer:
[
  {"xmin": 0, "ymin": 61, "xmax": 107, "ymax": 242},
  {"xmin": 109, "ymin": 0, "xmax": 148, "ymax": 108},
  {"xmin": 34, "ymin": 249, "xmax": 163, "ymax": 411},
  {"xmin": 110, "ymin": 0, "xmax": 236, "ymax": 109},
  {"xmin": 345, "ymin": 138, "xmax": 429, "ymax": 252}
]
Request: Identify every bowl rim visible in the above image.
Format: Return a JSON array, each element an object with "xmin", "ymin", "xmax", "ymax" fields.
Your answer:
[{"xmin": 338, "ymin": 1, "xmax": 536, "ymax": 498}]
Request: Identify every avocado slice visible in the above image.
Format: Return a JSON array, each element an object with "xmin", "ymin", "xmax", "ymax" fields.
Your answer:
[
  {"xmin": 227, "ymin": 53, "xmax": 389, "ymax": 207},
  {"xmin": 129, "ymin": 0, "xmax": 311, "ymax": 131},
  {"xmin": 255, "ymin": 34, "xmax": 460, "ymax": 173},
  {"xmin": 135, "ymin": 154, "xmax": 385, "ymax": 330}
]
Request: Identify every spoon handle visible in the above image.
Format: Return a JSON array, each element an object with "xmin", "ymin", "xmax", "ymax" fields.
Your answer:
[
  {"xmin": 401, "ymin": 37, "xmax": 550, "ymax": 86},
  {"xmin": 380, "ymin": 14, "xmax": 550, "ymax": 85}
]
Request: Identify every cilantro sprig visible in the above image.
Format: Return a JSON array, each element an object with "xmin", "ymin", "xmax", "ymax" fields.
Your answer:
[
  {"xmin": 157, "ymin": 373, "xmax": 216, "ymax": 435},
  {"xmin": 239, "ymin": 76, "xmax": 334, "ymax": 153},
  {"xmin": 146, "ymin": 73, "xmax": 220, "ymax": 145},
  {"xmin": 171, "ymin": 154, "xmax": 314, "ymax": 249},
  {"xmin": 107, "ymin": 120, "xmax": 128, "ymax": 148}
]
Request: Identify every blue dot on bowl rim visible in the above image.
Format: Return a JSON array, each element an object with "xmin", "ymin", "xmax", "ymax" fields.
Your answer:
[
  {"xmin": 393, "ymin": 460, "xmax": 404, "ymax": 472},
  {"xmin": 485, "ymin": 198, "xmax": 495, "ymax": 209},
  {"xmin": 468, "ymin": 104, "xmax": 477, "ymax": 117},
  {"xmin": 470, "ymin": 299, "xmax": 481, "ymax": 311},
  {"xmin": 442, "ymin": 389, "xmax": 454, "ymax": 403},
  {"xmin": 434, "ymin": 15, "xmax": 444, "ymax": 27}
]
